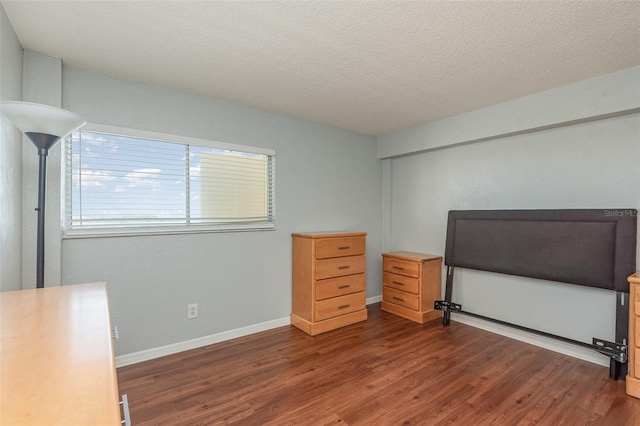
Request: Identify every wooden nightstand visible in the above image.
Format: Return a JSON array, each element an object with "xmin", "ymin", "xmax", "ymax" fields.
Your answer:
[{"xmin": 381, "ymin": 252, "xmax": 442, "ymax": 324}]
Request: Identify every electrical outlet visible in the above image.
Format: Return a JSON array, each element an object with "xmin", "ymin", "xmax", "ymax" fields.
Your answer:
[{"xmin": 187, "ymin": 303, "xmax": 198, "ymax": 319}]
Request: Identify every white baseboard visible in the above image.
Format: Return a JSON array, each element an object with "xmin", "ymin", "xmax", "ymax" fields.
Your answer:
[
  {"xmin": 116, "ymin": 297, "xmax": 385, "ymax": 368},
  {"xmin": 450, "ymin": 313, "xmax": 610, "ymax": 367},
  {"xmin": 115, "ymin": 316, "xmax": 291, "ymax": 367},
  {"xmin": 367, "ymin": 295, "xmax": 382, "ymax": 304}
]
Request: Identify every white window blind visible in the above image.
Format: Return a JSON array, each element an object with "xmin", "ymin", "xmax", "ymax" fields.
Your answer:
[{"xmin": 64, "ymin": 126, "xmax": 275, "ymax": 236}]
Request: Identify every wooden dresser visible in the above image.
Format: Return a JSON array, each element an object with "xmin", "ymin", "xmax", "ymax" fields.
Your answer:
[
  {"xmin": 0, "ymin": 282, "xmax": 128, "ymax": 425},
  {"xmin": 381, "ymin": 252, "xmax": 442, "ymax": 324},
  {"xmin": 627, "ymin": 273, "xmax": 640, "ymax": 398},
  {"xmin": 291, "ymin": 232, "xmax": 367, "ymax": 335}
]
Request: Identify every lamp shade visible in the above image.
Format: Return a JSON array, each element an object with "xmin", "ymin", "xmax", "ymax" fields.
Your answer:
[{"xmin": 1, "ymin": 101, "xmax": 86, "ymax": 139}]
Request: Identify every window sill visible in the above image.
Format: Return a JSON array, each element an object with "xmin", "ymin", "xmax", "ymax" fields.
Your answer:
[{"xmin": 62, "ymin": 224, "xmax": 276, "ymax": 239}]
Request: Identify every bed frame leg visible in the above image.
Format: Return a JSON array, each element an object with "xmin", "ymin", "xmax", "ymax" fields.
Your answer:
[
  {"xmin": 443, "ymin": 266, "xmax": 454, "ymax": 326},
  {"xmin": 610, "ymin": 361, "xmax": 621, "ymax": 380}
]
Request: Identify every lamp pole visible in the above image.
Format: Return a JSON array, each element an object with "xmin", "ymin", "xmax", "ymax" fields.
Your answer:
[
  {"xmin": 36, "ymin": 148, "xmax": 48, "ymax": 288},
  {"xmin": 27, "ymin": 133, "xmax": 63, "ymax": 288}
]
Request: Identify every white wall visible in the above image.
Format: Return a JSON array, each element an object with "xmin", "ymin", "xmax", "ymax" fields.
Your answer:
[
  {"xmin": 0, "ymin": 4, "xmax": 23, "ymax": 292},
  {"xmin": 379, "ymin": 69, "xmax": 640, "ymax": 364},
  {"xmin": 58, "ymin": 67, "xmax": 382, "ymax": 356}
]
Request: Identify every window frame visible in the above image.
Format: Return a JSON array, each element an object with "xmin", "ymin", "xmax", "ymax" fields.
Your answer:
[{"xmin": 62, "ymin": 123, "xmax": 276, "ymax": 239}]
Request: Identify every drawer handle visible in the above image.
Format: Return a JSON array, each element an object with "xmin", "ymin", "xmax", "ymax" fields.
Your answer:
[
  {"xmin": 392, "ymin": 296, "xmax": 404, "ymax": 302},
  {"xmin": 338, "ymin": 304, "xmax": 350, "ymax": 309},
  {"xmin": 338, "ymin": 284, "xmax": 351, "ymax": 289},
  {"xmin": 392, "ymin": 281, "xmax": 404, "ymax": 285},
  {"xmin": 338, "ymin": 246, "xmax": 351, "ymax": 250},
  {"xmin": 120, "ymin": 394, "xmax": 131, "ymax": 426},
  {"xmin": 338, "ymin": 265, "xmax": 350, "ymax": 270},
  {"xmin": 392, "ymin": 266, "xmax": 404, "ymax": 270}
]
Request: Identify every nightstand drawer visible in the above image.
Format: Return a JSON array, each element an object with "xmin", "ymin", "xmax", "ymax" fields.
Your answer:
[
  {"xmin": 383, "ymin": 287, "xmax": 419, "ymax": 311},
  {"xmin": 316, "ymin": 236, "xmax": 365, "ymax": 259},
  {"xmin": 383, "ymin": 272, "xmax": 419, "ymax": 294},
  {"xmin": 316, "ymin": 255, "xmax": 365, "ymax": 280},
  {"xmin": 316, "ymin": 274, "xmax": 365, "ymax": 300},
  {"xmin": 383, "ymin": 257, "xmax": 420, "ymax": 278},
  {"xmin": 315, "ymin": 292, "xmax": 365, "ymax": 321}
]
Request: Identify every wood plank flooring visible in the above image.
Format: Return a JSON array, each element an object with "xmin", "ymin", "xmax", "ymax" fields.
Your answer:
[{"xmin": 117, "ymin": 304, "xmax": 640, "ymax": 425}]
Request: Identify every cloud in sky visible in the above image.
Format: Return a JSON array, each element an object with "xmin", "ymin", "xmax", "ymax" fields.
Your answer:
[
  {"xmin": 116, "ymin": 168, "xmax": 163, "ymax": 192},
  {"xmin": 74, "ymin": 170, "xmax": 116, "ymax": 188}
]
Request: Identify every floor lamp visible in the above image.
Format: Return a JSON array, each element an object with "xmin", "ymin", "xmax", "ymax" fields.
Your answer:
[{"xmin": 1, "ymin": 101, "xmax": 86, "ymax": 289}]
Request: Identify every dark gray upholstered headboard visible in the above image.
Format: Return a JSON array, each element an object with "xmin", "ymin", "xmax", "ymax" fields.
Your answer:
[{"xmin": 445, "ymin": 209, "xmax": 637, "ymax": 293}]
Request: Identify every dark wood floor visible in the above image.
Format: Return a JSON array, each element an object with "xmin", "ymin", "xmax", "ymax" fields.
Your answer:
[{"xmin": 118, "ymin": 304, "xmax": 640, "ymax": 425}]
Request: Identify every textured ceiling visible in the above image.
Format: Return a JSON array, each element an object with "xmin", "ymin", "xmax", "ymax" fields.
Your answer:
[{"xmin": 2, "ymin": 1, "xmax": 639, "ymax": 136}]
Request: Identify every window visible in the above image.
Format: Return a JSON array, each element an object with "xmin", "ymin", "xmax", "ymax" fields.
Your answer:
[{"xmin": 64, "ymin": 124, "xmax": 275, "ymax": 237}]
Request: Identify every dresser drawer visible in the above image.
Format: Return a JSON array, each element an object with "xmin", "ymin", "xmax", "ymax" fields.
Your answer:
[
  {"xmin": 383, "ymin": 257, "xmax": 420, "ymax": 278},
  {"xmin": 316, "ymin": 274, "xmax": 365, "ymax": 301},
  {"xmin": 316, "ymin": 236, "xmax": 365, "ymax": 259},
  {"xmin": 316, "ymin": 255, "xmax": 366, "ymax": 280},
  {"xmin": 315, "ymin": 292, "xmax": 365, "ymax": 321},
  {"xmin": 383, "ymin": 272, "xmax": 419, "ymax": 294},
  {"xmin": 636, "ymin": 316, "xmax": 640, "ymax": 348},
  {"xmin": 383, "ymin": 286, "xmax": 419, "ymax": 311}
]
